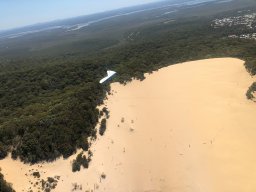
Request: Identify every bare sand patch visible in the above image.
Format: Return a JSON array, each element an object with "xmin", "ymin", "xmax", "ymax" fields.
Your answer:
[{"xmin": 1, "ymin": 58, "xmax": 256, "ymax": 192}]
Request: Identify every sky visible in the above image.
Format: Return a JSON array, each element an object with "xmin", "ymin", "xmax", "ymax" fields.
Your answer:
[{"xmin": 0, "ymin": 0, "xmax": 160, "ymax": 30}]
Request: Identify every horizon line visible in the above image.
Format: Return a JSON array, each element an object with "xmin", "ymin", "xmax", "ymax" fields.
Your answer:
[{"xmin": 0, "ymin": 0, "xmax": 166, "ymax": 32}]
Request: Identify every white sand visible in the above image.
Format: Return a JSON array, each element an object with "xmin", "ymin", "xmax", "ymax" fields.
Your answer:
[{"xmin": 1, "ymin": 58, "xmax": 256, "ymax": 192}]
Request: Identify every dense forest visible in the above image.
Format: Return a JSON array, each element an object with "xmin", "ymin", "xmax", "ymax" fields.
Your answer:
[{"xmin": 0, "ymin": 0, "xmax": 255, "ymax": 167}]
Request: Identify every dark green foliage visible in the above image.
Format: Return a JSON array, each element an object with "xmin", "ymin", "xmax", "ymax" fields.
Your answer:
[
  {"xmin": 41, "ymin": 177, "xmax": 58, "ymax": 192},
  {"xmin": 245, "ymin": 60, "xmax": 256, "ymax": 99},
  {"xmin": 0, "ymin": 171, "xmax": 15, "ymax": 192},
  {"xmin": 72, "ymin": 160, "xmax": 81, "ymax": 172},
  {"xmin": 246, "ymin": 82, "xmax": 256, "ymax": 100},
  {"xmin": 32, "ymin": 172, "xmax": 40, "ymax": 178},
  {"xmin": 99, "ymin": 119, "xmax": 107, "ymax": 136},
  {"xmin": 101, "ymin": 173, "xmax": 106, "ymax": 179},
  {"xmin": 78, "ymin": 136, "xmax": 90, "ymax": 152},
  {"xmin": 99, "ymin": 110, "xmax": 104, "ymax": 117},
  {"xmin": 72, "ymin": 152, "xmax": 89, "ymax": 172},
  {"xmin": 102, "ymin": 107, "xmax": 110, "ymax": 119},
  {"xmin": 0, "ymin": 144, "xmax": 8, "ymax": 160},
  {"xmin": 0, "ymin": 1, "xmax": 256, "ymax": 165},
  {"xmin": 47, "ymin": 177, "xmax": 55, "ymax": 184},
  {"xmin": 0, "ymin": 66, "xmax": 106, "ymax": 162},
  {"xmin": 245, "ymin": 59, "xmax": 256, "ymax": 76}
]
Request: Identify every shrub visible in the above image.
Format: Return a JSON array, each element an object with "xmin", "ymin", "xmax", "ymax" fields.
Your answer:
[
  {"xmin": 72, "ymin": 161, "xmax": 81, "ymax": 172},
  {"xmin": 102, "ymin": 107, "xmax": 110, "ymax": 119},
  {"xmin": 0, "ymin": 170, "xmax": 15, "ymax": 192},
  {"xmin": 101, "ymin": 173, "xmax": 106, "ymax": 179},
  {"xmin": 72, "ymin": 152, "xmax": 89, "ymax": 172},
  {"xmin": 246, "ymin": 82, "xmax": 256, "ymax": 100},
  {"xmin": 99, "ymin": 119, "xmax": 107, "ymax": 136},
  {"xmin": 32, "ymin": 172, "xmax": 40, "ymax": 178}
]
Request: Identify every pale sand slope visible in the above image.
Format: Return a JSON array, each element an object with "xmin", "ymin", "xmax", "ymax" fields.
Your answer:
[{"xmin": 1, "ymin": 58, "xmax": 256, "ymax": 192}]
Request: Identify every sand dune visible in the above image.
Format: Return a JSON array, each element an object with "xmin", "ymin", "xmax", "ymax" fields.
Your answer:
[{"xmin": 1, "ymin": 58, "xmax": 256, "ymax": 192}]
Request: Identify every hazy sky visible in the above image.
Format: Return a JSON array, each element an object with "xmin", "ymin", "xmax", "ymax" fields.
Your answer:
[{"xmin": 0, "ymin": 0, "xmax": 160, "ymax": 30}]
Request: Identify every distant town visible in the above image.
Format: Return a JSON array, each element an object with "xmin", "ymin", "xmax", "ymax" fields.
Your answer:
[{"xmin": 212, "ymin": 10, "xmax": 256, "ymax": 40}]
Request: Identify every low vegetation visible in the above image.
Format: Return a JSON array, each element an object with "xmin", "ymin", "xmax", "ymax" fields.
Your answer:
[
  {"xmin": 32, "ymin": 171, "xmax": 40, "ymax": 178},
  {"xmin": 245, "ymin": 60, "xmax": 256, "ymax": 99},
  {"xmin": 246, "ymin": 82, "xmax": 256, "ymax": 100},
  {"xmin": 72, "ymin": 152, "xmax": 90, "ymax": 172},
  {"xmin": 245, "ymin": 59, "xmax": 256, "ymax": 76},
  {"xmin": 102, "ymin": 107, "xmax": 110, "ymax": 119},
  {"xmin": 99, "ymin": 118, "xmax": 107, "ymax": 136},
  {"xmin": 41, "ymin": 177, "xmax": 58, "ymax": 192},
  {"xmin": 101, "ymin": 172, "xmax": 106, "ymax": 179},
  {"xmin": 0, "ymin": 170, "xmax": 15, "ymax": 192},
  {"xmin": 72, "ymin": 183, "xmax": 83, "ymax": 191}
]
